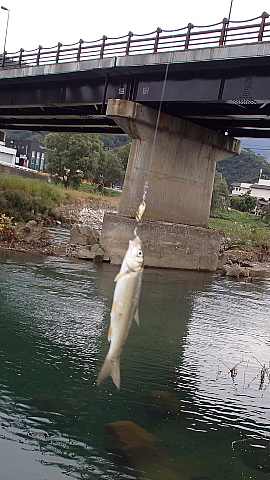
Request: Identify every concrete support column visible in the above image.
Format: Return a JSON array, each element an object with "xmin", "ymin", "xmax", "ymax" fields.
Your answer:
[
  {"xmin": 107, "ymin": 99, "xmax": 241, "ymax": 227},
  {"xmin": 102, "ymin": 99, "xmax": 241, "ymax": 270}
]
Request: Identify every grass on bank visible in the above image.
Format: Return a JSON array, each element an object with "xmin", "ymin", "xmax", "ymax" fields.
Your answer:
[
  {"xmin": 0, "ymin": 174, "xmax": 269, "ymax": 252},
  {"xmin": 0, "ymin": 174, "xmax": 120, "ymax": 224},
  {"xmin": 79, "ymin": 181, "xmax": 122, "ymax": 198},
  {"xmin": 209, "ymin": 208, "xmax": 270, "ymax": 251}
]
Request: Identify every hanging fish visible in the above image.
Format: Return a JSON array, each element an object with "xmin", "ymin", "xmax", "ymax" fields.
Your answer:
[{"xmin": 97, "ymin": 236, "xmax": 144, "ymax": 389}]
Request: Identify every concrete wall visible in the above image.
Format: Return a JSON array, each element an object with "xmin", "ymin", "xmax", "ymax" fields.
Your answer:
[
  {"xmin": 107, "ymin": 99, "xmax": 241, "ymax": 228},
  {"xmin": 0, "ymin": 163, "xmax": 48, "ymax": 181},
  {"xmin": 250, "ymin": 186, "xmax": 270, "ymax": 201},
  {"xmin": 101, "ymin": 213, "xmax": 223, "ymax": 271}
]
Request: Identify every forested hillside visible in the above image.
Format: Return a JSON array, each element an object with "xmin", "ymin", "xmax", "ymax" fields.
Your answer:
[
  {"xmin": 5, "ymin": 130, "xmax": 130, "ymax": 150},
  {"xmin": 5, "ymin": 130, "xmax": 46, "ymax": 143},
  {"xmin": 99, "ymin": 135, "xmax": 130, "ymax": 149},
  {"xmin": 240, "ymin": 138, "xmax": 270, "ymax": 163},
  {"xmin": 217, "ymin": 149, "xmax": 270, "ymax": 187}
]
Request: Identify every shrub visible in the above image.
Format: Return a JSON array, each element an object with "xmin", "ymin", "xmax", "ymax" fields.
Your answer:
[
  {"xmin": 210, "ymin": 208, "xmax": 269, "ymax": 251},
  {"xmin": 0, "ymin": 174, "xmax": 62, "ymax": 224},
  {"xmin": 0, "ymin": 213, "xmax": 17, "ymax": 243},
  {"xmin": 230, "ymin": 192, "xmax": 257, "ymax": 212}
]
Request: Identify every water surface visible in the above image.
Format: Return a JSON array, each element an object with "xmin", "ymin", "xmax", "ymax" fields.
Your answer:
[{"xmin": 0, "ymin": 250, "xmax": 269, "ymax": 479}]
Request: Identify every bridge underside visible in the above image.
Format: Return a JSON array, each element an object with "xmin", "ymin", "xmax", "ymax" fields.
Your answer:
[
  {"xmin": 0, "ymin": 49, "xmax": 270, "ymax": 138},
  {"xmin": 0, "ymin": 101, "xmax": 270, "ymax": 138}
]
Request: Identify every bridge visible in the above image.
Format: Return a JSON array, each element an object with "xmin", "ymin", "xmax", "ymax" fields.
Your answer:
[
  {"xmin": 0, "ymin": 13, "xmax": 269, "ymax": 270},
  {"xmin": 0, "ymin": 12, "xmax": 269, "ymax": 138}
]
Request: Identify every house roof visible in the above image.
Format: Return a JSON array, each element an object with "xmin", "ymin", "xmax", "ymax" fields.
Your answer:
[
  {"xmin": 250, "ymin": 184, "xmax": 270, "ymax": 190},
  {"xmin": 257, "ymin": 198, "xmax": 269, "ymax": 205}
]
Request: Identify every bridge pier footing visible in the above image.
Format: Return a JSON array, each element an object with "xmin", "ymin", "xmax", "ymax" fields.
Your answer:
[
  {"xmin": 101, "ymin": 99, "xmax": 241, "ymax": 270},
  {"xmin": 101, "ymin": 213, "xmax": 223, "ymax": 271}
]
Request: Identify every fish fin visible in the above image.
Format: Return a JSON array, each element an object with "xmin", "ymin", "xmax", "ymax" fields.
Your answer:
[
  {"xmin": 97, "ymin": 358, "xmax": 120, "ymax": 390},
  {"xmin": 134, "ymin": 308, "xmax": 140, "ymax": 325},
  {"xmin": 110, "ymin": 301, "xmax": 118, "ymax": 314},
  {"xmin": 107, "ymin": 324, "xmax": 113, "ymax": 342},
  {"xmin": 114, "ymin": 270, "xmax": 129, "ymax": 282}
]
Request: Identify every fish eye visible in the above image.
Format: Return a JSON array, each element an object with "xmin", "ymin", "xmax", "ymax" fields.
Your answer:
[{"xmin": 137, "ymin": 249, "xmax": 143, "ymax": 257}]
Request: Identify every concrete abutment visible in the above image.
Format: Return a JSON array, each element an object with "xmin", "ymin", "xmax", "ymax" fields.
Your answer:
[
  {"xmin": 101, "ymin": 99, "xmax": 241, "ymax": 270},
  {"xmin": 101, "ymin": 213, "xmax": 223, "ymax": 271}
]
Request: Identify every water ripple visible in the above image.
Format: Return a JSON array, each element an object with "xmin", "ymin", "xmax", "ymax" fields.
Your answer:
[{"xmin": 1, "ymin": 252, "xmax": 270, "ymax": 479}]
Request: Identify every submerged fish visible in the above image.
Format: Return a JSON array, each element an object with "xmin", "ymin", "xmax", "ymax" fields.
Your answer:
[{"xmin": 97, "ymin": 235, "xmax": 144, "ymax": 389}]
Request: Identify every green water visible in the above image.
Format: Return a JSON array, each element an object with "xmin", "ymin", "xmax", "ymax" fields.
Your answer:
[{"xmin": 0, "ymin": 250, "xmax": 269, "ymax": 479}]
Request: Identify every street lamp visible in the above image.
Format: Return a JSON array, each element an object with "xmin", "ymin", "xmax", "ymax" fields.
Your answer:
[
  {"xmin": 227, "ymin": 0, "xmax": 234, "ymax": 22},
  {"xmin": 1, "ymin": 6, "xmax": 10, "ymax": 54},
  {"xmin": 223, "ymin": 0, "xmax": 234, "ymax": 45}
]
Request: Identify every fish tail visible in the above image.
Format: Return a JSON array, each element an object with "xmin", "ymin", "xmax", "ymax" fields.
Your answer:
[{"xmin": 97, "ymin": 357, "xmax": 120, "ymax": 390}]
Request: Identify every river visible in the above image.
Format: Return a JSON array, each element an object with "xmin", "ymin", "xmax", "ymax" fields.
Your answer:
[{"xmin": 0, "ymin": 249, "xmax": 269, "ymax": 480}]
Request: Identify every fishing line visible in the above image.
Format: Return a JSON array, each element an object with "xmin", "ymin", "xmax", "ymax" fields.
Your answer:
[{"xmin": 134, "ymin": 62, "xmax": 170, "ymax": 227}]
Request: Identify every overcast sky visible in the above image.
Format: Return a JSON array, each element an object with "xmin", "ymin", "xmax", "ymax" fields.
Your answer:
[{"xmin": 0, "ymin": 0, "xmax": 269, "ymax": 53}]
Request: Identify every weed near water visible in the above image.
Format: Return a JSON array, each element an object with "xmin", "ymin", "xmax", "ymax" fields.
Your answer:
[
  {"xmin": 0, "ymin": 174, "xmax": 64, "ymax": 223},
  {"xmin": 0, "ymin": 174, "xmax": 120, "ymax": 224},
  {"xmin": 210, "ymin": 208, "xmax": 270, "ymax": 251}
]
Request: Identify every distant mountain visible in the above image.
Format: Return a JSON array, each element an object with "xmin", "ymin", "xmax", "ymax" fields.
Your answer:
[
  {"xmin": 5, "ymin": 130, "xmax": 46, "ymax": 143},
  {"xmin": 238, "ymin": 138, "xmax": 270, "ymax": 163},
  {"xmin": 5, "ymin": 130, "xmax": 130, "ymax": 151},
  {"xmin": 217, "ymin": 149, "xmax": 270, "ymax": 187},
  {"xmin": 99, "ymin": 135, "xmax": 130, "ymax": 149}
]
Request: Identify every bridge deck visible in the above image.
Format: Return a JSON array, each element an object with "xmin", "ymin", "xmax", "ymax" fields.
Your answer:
[{"xmin": 0, "ymin": 42, "xmax": 270, "ymax": 138}]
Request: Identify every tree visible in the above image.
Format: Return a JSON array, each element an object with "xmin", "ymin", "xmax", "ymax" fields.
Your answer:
[
  {"xmin": 262, "ymin": 203, "xmax": 270, "ymax": 226},
  {"xmin": 211, "ymin": 171, "xmax": 230, "ymax": 212},
  {"xmin": 117, "ymin": 143, "xmax": 131, "ymax": 170},
  {"xmin": 242, "ymin": 191, "xmax": 258, "ymax": 212},
  {"xmin": 229, "ymin": 195, "xmax": 247, "ymax": 212},
  {"xmin": 230, "ymin": 191, "xmax": 257, "ymax": 213},
  {"xmin": 95, "ymin": 150, "xmax": 125, "ymax": 188},
  {"xmin": 45, "ymin": 133, "xmax": 105, "ymax": 188}
]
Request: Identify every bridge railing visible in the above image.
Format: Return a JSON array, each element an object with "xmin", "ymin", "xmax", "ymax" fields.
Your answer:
[{"xmin": 1, "ymin": 12, "xmax": 269, "ymax": 69}]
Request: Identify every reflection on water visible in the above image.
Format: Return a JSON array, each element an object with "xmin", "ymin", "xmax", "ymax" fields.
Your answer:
[{"xmin": 0, "ymin": 250, "xmax": 269, "ymax": 479}]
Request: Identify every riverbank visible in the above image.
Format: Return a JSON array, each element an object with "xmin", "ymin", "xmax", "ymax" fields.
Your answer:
[
  {"xmin": 1, "ymin": 209, "xmax": 269, "ymax": 278},
  {"xmin": 0, "ymin": 195, "xmax": 117, "ymax": 257},
  {"xmin": 1, "ymin": 172, "xmax": 269, "ymax": 271},
  {"xmin": 0, "ymin": 172, "xmax": 269, "ymax": 275}
]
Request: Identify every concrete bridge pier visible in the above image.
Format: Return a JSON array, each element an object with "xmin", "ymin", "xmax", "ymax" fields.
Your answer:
[{"xmin": 101, "ymin": 99, "xmax": 241, "ymax": 270}]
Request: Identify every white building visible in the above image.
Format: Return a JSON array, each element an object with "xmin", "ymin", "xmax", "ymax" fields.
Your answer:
[
  {"xmin": 231, "ymin": 178, "xmax": 270, "ymax": 201},
  {"xmin": 0, "ymin": 133, "xmax": 17, "ymax": 165}
]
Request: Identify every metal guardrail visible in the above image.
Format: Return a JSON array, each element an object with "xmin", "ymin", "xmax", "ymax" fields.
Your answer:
[{"xmin": 1, "ymin": 12, "xmax": 270, "ymax": 70}]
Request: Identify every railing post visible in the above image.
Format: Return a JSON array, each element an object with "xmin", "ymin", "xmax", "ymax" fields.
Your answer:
[
  {"xmin": 125, "ymin": 31, "xmax": 133, "ymax": 55},
  {"xmin": 1, "ymin": 51, "xmax": 6, "ymax": 69},
  {"xmin": 18, "ymin": 48, "xmax": 24, "ymax": 67},
  {"xmin": 36, "ymin": 45, "xmax": 42, "ymax": 66},
  {"xmin": 77, "ymin": 39, "xmax": 83, "ymax": 61},
  {"xmin": 100, "ymin": 35, "xmax": 107, "ymax": 59},
  {"xmin": 153, "ymin": 27, "xmax": 162, "ymax": 53},
  {"xmin": 219, "ymin": 17, "xmax": 229, "ymax": 46},
  {"xmin": 56, "ymin": 42, "xmax": 62, "ymax": 63},
  {"xmin": 184, "ymin": 23, "xmax": 194, "ymax": 49},
  {"xmin": 258, "ymin": 11, "xmax": 269, "ymax": 41}
]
